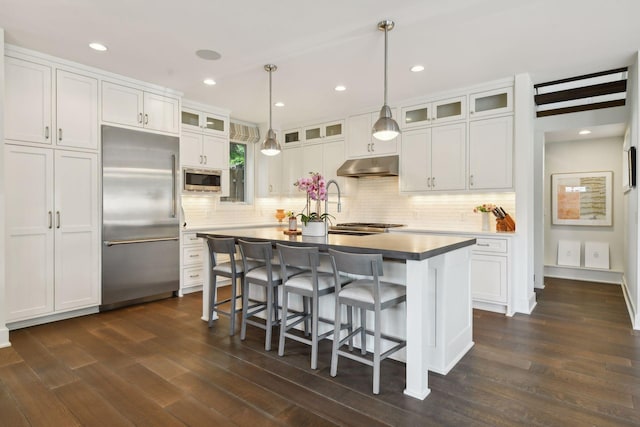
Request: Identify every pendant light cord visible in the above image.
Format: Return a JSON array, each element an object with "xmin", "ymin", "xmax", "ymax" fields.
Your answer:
[
  {"xmin": 268, "ymin": 67, "xmax": 273, "ymax": 129},
  {"xmin": 383, "ymin": 24, "xmax": 388, "ymax": 106}
]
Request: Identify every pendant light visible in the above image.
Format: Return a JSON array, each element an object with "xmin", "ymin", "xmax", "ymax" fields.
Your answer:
[
  {"xmin": 261, "ymin": 64, "xmax": 281, "ymax": 156},
  {"xmin": 372, "ymin": 19, "xmax": 400, "ymax": 141}
]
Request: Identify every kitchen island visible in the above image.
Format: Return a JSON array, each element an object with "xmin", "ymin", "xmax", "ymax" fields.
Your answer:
[{"xmin": 196, "ymin": 227, "xmax": 476, "ymax": 400}]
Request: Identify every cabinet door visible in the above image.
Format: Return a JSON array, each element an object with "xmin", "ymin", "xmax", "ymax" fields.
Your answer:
[
  {"xmin": 202, "ymin": 135, "xmax": 228, "ymax": 169},
  {"xmin": 54, "ymin": 150, "xmax": 100, "ymax": 310},
  {"xmin": 469, "ymin": 116, "xmax": 513, "ymax": 190},
  {"xmin": 346, "ymin": 113, "xmax": 372, "ymax": 158},
  {"xmin": 4, "ymin": 145, "xmax": 55, "ymax": 321},
  {"xmin": 143, "ymin": 92, "xmax": 180, "ymax": 134},
  {"xmin": 322, "ymin": 140, "xmax": 347, "ymax": 195},
  {"xmin": 256, "ymin": 152, "xmax": 282, "ymax": 196},
  {"xmin": 283, "ymin": 129, "xmax": 302, "ymax": 146},
  {"xmin": 56, "ymin": 70, "xmax": 98, "ymax": 150},
  {"xmin": 400, "ymin": 128, "xmax": 430, "ymax": 192},
  {"xmin": 323, "ymin": 120, "xmax": 344, "ymax": 141},
  {"xmin": 303, "ymin": 143, "xmax": 324, "ymax": 177},
  {"xmin": 304, "ymin": 125, "xmax": 323, "ymax": 143},
  {"xmin": 102, "ymin": 81, "xmax": 143, "ymax": 128},
  {"xmin": 430, "ymin": 123, "xmax": 466, "ymax": 191},
  {"xmin": 202, "ymin": 112, "xmax": 227, "ymax": 136},
  {"xmin": 5, "ymin": 57, "xmax": 52, "ymax": 144},
  {"xmin": 281, "ymin": 146, "xmax": 304, "ymax": 196},
  {"xmin": 181, "ymin": 108, "xmax": 202, "ymax": 133},
  {"xmin": 401, "ymin": 103, "xmax": 432, "ymax": 129},
  {"xmin": 432, "ymin": 96, "xmax": 466, "ymax": 124},
  {"xmin": 471, "ymin": 254, "xmax": 507, "ymax": 303},
  {"xmin": 469, "ymin": 87, "xmax": 513, "ymax": 118},
  {"xmin": 369, "ymin": 109, "xmax": 400, "ymax": 156},
  {"xmin": 180, "ymin": 132, "xmax": 204, "ymax": 167}
]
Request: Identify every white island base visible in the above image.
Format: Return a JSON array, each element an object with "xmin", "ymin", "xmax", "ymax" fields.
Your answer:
[{"xmin": 198, "ymin": 229, "xmax": 474, "ymax": 400}]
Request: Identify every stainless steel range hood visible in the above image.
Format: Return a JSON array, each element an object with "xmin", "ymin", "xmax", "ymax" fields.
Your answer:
[{"xmin": 337, "ymin": 155, "xmax": 399, "ymax": 177}]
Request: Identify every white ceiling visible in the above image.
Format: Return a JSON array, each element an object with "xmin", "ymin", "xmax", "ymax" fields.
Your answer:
[{"xmin": 2, "ymin": 0, "xmax": 640, "ymax": 128}]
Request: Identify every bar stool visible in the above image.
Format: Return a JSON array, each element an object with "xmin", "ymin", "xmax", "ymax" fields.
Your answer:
[
  {"xmin": 328, "ymin": 248, "xmax": 407, "ymax": 394},
  {"xmin": 205, "ymin": 237, "xmax": 246, "ymax": 336},
  {"xmin": 238, "ymin": 239, "xmax": 302, "ymax": 351},
  {"xmin": 276, "ymin": 244, "xmax": 352, "ymax": 370}
]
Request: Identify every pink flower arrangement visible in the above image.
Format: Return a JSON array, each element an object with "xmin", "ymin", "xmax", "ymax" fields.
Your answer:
[{"xmin": 294, "ymin": 172, "xmax": 332, "ymax": 225}]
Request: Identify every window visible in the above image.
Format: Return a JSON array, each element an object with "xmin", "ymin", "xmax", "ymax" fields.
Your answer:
[{"xmin": 221, "ymin": 142, "xmax": 246, "ymax": 202}]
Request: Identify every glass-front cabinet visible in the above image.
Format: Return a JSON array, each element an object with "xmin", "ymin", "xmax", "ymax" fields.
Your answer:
[
  {"xmin": 283, "ymin": 129, "xmax": 302, "ymax": 145},
  {"xmin": 181, "ymin": 108, "xmax": 228, "ymax": 136},
  {"xmin": 304, "ymin": 120, "xmax": 344, "ymax": 142},
  {"xmin": 469, "ymin": 87, "xmax": 513, "ymax": 118},
  {"xmin": 401, "ymin": 96, "xmax": 466, "ymax": 128}
]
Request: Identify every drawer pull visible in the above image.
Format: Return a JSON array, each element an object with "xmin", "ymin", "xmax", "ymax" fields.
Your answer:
[
  {"xmin": 189, "ymin": 274, "xmax": 200, "ymax": 278},
  {"xmin": 477, "ymin": 243, "xmax": 491, "ymax": 247},
  {"xmin": 189, "ymin": 254, "xmax": 199, "ymax": 258}
]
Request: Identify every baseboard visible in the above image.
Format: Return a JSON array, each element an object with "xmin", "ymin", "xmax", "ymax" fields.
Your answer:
[
  {"xmin": 0, "ymin": 327, "xmax": 10, "ymax": 348},
  {"xmin": 621, "ymin": 276, "xmax": 640, "ymax": 330},
  {"xmin": 473, "ymin": 300, "xmax": 507, "ymax": 314},
  {"xmin": 544, "ymin": 265, "xmax": 623, "ymax": 284},
  {"xmin": 7, "ymin": 306, "xmax": 99, "ymax": 331}
]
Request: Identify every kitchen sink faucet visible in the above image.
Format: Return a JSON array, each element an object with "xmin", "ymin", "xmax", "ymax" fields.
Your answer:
[{"xmin": 325, "ymin": 180, "xmax": 342, "ymax": 230}]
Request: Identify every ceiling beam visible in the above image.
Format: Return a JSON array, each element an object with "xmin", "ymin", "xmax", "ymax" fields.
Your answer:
[
  {"xmin": 536, "ymin": 99, "xmax": 626, "ymax": 117},
  {"xmin": 534, "ymin": 80, "xmax": 627, "ymax": 105}
]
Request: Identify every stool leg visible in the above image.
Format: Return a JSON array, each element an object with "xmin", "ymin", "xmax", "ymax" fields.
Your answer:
[
  {"xmin": 373, "ymin": 308, "xmax": 381, "ymax": 394},
  {"xmin": 311, "ymin": 294, "xmax": 319, "ymax": 370},
  {"xmin": 330, "ymin": 297, "xmax": 341, "ymax": 377},
  {"xmin": 303, "ymin": 296, "xmax": 311, "ymax": 336},
  {"xmin": 229, "ymin": 274, "xmax": 237, "ymax": 336},
  {"xmin": 360, "ymin": 308, "xmax": 367, "ymax": 355},
  {"xmin": 347, "ymin": 306, "xmax": 354, "ymax": 351},
  {"xmin": 265, "ymin": 284, "xmax": 273, "ymax": 351},
  {"xmin": 278, "ymin": 287, "xmax": 289, "ymax": 357},
  {"xmin": 240, "ymin": 280, "xmax": 250, "ymax": 341},
  {"xmin": 208, "ymin": 274, "xmax": 217, "ymax": 328}
]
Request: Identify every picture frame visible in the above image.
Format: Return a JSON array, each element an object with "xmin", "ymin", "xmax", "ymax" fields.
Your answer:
[
  {"xmin": 551, "ymin": 171, "xmax": 612, "ymax": 226},
  {"xmin": 630, "ymin": 146, "xmax": 637, "ymax": 188}
]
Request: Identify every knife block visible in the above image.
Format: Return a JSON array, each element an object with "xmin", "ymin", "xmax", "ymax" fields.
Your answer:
[{"xmin": 496, "ymin": 215, "xmax": 516, "ymax": 232}]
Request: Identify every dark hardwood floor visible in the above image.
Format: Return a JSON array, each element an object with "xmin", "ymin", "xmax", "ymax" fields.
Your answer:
[{"xmin": 1, "ymin": 277, "xmax": 640, "ymax": 426}]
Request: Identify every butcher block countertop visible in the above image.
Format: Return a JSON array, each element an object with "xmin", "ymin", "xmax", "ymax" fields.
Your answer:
[{"xmin": 196, "ymin": 227, "xmax": 476, "ymax": 261}]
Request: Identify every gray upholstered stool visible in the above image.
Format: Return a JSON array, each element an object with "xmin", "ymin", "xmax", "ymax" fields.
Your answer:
[
  {"xmin": 238, "ymin": 239, "xmax": 301, "ymax": 351},
  {"xmin": 276, "ymin": 243, "xmax": 352, "ymax": 370},
  {"xmin": 205, "ymin": 237, "xmax": 245, "ymax": 336},
  {"xmin": 328, "ymin": 248, "xmax": 407, "ymax": 394}
]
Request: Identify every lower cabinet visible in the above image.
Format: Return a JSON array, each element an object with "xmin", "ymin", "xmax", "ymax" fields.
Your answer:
[
  {"xmin": 180, "ymin": 231, "xmax": 205, "ymax": 295},
  {"xmin": 5, "ymin": 144, "xmax": 99, "ymax": 322},
  {"xmin": 470, "ymin": 237, "xmax": 509, "ymax": 313}
]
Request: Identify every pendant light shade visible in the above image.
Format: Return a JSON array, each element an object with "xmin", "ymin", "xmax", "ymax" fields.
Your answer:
[
  {"xmin": 261, "ymin": 64, "xmax": 281, "ymax": 156},
  {"xmin": 372, "ymin": 19, "xmax": 400, "ymax": 142}
]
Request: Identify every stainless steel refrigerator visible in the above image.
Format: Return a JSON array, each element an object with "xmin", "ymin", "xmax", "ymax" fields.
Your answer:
[{"xmin": 101, "ymin": 125, "xmax": 179, "ymax": 310}]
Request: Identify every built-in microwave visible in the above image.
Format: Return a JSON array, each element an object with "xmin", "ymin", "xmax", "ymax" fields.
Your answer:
[{"xmin": 183, "ymin": 168, "xmax": 222, "ymax": 192}]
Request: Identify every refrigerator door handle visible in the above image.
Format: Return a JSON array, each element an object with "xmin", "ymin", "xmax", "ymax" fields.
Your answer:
[
  {"xmin": 104, "ymin": 237, "xmax": 179, "ymax": 247},
  {"xmin": 171, "ymin": 154, "xmax": 177, "ymax": 218}
]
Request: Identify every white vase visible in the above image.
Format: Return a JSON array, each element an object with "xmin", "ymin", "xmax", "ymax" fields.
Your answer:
[
  {"xmin": 301, "ymin": 221, "xmax": 326, "ymax": 237},
  {"xmin": 482, "ymin": 212, "xmax": 490, "ymax": 231}
]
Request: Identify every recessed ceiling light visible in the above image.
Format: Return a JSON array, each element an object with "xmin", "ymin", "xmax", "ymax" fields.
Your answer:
[
  {"xmin": 203, "ymin": 78, "xmax": 216, "ymax": 86},
  {"xmin": 410, "ymin": 65, "xmax": 424, "ymax": 72},
  {"xmin": 196, "ymin": 49, "xmax": 221, "ymax": 60},
  {"xmin": 579, "ymin": 129, "xmax": 592, "ymax": 135},
  {"xmin": 89, "ymin": 42, "xmax": 107, "ymax": 51},
  {"xmin": 335, "ymin": 85, "xmax": 346, "ymax": 92},
  {"xmin": 274, "ymin": 102, "xmax": 285, "ymax": 107}
]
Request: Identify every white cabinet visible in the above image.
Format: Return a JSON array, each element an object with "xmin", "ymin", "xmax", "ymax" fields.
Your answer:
[
  {"xmin": 322, "ymin": 139, "xmax": 348, "ymax": 193},
  {"xmin": 5, "ymin": 58, "xmax": 98, "ymax": 150},
  {"xmin": 256, "ymin": 151, "xmax": 282, "ymax": 197},
  {"xmin": 181, "ymin": 107, "xmax": 228, "ymax": 137},
  {"xmin": 281, "ymin": 146, "xmax": 304, "ymax": 196},
  {"xmin": 400, "ymin": 123, "xmax": 466, "ymax": 192},
  {"xmin": 303, "ymin": 143, "xmax": 324, "ymax": 177},
  {"xmin": 283, "ymin": 128, "xmax": 302, "ymax": 146},
  {"xmin": 180, "ymin": 232, "xmax": 205, "ymax": 295},
  {"xmin": 469, "ymin": 87, "xmax": 513, "ymax": 118},
  {"xmin": 304, "ymin": 120, "xmax": 344, "ymax": 143},
  {"xmin": 5, "ymin": 56, "xmax": 52, "ymax": 144},
  {"xmin": 5, "ymin": 144, "xmax": 99, "ymax": 322},
  {"xmin": 346, "ymin": 110, "xmax": 399, "ymax": 158},
  {"xmin": 102, "ymin": 81, "xmax": 180, "ymax": 134},
  {"xmin": 401, "ymin": 96, "xmax": 466, "ymax": 129},
  {"xmin": 181, "ymin": 131, "xmax": 228, "ymax": 169},
  {"xmin": 469, "ymin": 116, "xmax": 513, "ymax": 190},
  {"xmin": 471, "ymin": 237, "xmax": 508, "ymax": 310},
  {"xmin": 56, "ymin": 70, "xmax": 99, "ymax": 150}
]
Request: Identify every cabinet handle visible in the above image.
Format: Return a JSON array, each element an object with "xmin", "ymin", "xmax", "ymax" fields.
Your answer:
[
  {"xmin": 189, "ymin": 254, "xmax": 199, "ymax": 258},
  {"xmin": 469, "ymin": 174, "xmax": 474, "ymax": 187},
  {"xmin": 144, "ymin": 114, "xmax": 149, "ymax": 125},
  {"xmin": 477, "ymin": 243, "xmax": 491, "ymax": 247},
  {"xmin": 432, "ymin": 177, "xmax": 436, "ymax": 188},
  {"xmin": 199, "ymin": 155, "xmax": 203, "ymax": 164},
  {"xmin": 171, "ymin": 154, "xmax": 177, "ymax": 218},
  {"xmin": 371, "ymin": 142, "xmax": 375, "ymax": 152},
  {"xmin": 138, "ymin": 113, "xmax": 143, "ymax": 124},
  {"xmin": 269, "ymin": 184, "xmax": 273, "ymax": 192},
  {"xmin": 56, "ymin": 211, "xmax": 60, "ymax": 229},
  {"xmin": 367, "ymin": 143, "xmax": 370, "ymax": 152},
  {"xmin": 203, "ymin": 155, "xmax": 207, "ymax": 164},
  {"xmin": 58, "ymin": 128, "xmax": 63, "ymax": 141},
  {"xmin": 45, "ymin": 126, "xmax": 50, "ymax": 140},
  {"xmin": 189, "ymin": 274, "xmax": 200, "ymax": 278},
  {"xmin": 427, "ymin": 177, "xmax": 431, "ymax": 188},
  {"xmin": 48, "ymin": 211, "xmax": 53, "ymax": 229}
]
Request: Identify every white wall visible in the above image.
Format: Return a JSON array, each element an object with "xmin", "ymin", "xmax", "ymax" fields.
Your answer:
[
  {"xmin": 627, "ymin": 52, "xmax": 639, "ymax": 328},
  {"xmin": 544, "ymin": 137, "xmax": 625, "ymax": 271},
  {"xmin": 0, "ymin": 30, "xmax": 10, "ymax": 347}
]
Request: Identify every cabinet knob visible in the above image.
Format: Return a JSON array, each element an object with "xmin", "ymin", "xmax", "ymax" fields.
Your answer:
[{"xmin": 203, "ymin": 155, "xmax": 207, "ymax": 164}]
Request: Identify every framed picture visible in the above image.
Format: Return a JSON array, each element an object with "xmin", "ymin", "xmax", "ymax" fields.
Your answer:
[{"xmin": 551, "ymin": 171, "xmax": 612, "ymax": 226}]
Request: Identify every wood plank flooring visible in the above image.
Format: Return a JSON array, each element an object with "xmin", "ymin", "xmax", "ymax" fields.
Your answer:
[{"xmin": 2, "ymin": 277, "xmax": 640, "ymax": 426}]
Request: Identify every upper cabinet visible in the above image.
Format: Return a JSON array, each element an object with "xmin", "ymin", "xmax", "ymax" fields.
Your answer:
[
  {"xmin": 469, "ymin": 87, "xmax": 513, "ymax": 118},
  {"xmin": 346, "ymin": 109, "xmax": 399, "ymax": 159},
  {"xmin": 181, "ymin": 107, "xmax": 228, "ymax": 137},
  {"xmin": 181, "ymin": 132, "xmax": 228, "ymax": 169},
  {"xmin": 283, "ymin": 129, "xmax": 302, "ymax": 146},
  {"xmin": 5, "ymin": 57, "xmax": 98, "ymax": 150},
  {"xmin": 102, "ymin": 81, "xmax": 180, "ymax": 134},
  {"xmin": 401, "ymin": 96, "xmax": 466, "ymax": 129},
  {"xmin": 304, "ymin": 120, "xmax": 344, "ymax": 143},
  {"xmin": 469, "ymin": 116, "xmax": 513, "ymax": 190}
]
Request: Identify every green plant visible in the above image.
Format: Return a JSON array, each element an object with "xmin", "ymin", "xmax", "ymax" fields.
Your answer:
[{"xmin": 297, "ymin": 211, "xmax": 334, "ymax": 226}]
